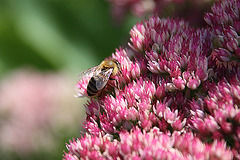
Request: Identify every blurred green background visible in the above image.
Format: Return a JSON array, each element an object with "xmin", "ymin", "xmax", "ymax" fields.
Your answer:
[
  {"xmin": 0, "ymin": 0, "xmax": 139, "ymax": 75},
  {"xmin": 0, "ymin": 0, "xmax": 139, "ymax": 159}
]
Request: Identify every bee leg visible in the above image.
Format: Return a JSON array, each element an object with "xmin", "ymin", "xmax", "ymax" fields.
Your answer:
[{"xmin": 109, "ymin": 77, "xmax": 120, "ymax": 90}]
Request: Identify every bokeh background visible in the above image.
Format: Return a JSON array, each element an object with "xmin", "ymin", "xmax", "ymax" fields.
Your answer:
[{"xmin": 0, "ymin": 0, "xmax": 140, "ymax": 159}]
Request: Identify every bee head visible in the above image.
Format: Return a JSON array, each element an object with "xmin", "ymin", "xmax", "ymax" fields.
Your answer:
[{"xmin": 100, "ymin": 59, "xmax": 122, "ymax": 76}]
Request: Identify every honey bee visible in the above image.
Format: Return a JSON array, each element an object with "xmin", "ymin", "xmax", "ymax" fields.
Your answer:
[{"xmin": 78, "ymin": 59, "xmax": 122, "ymax": 97}]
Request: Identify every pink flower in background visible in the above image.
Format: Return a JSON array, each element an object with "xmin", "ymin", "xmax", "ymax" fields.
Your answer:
[
  {"xmin": 107, "ymin": 0, "xmax": 214, "ymax": 26},
  {"xmin": 66, "ymin": 0, "xmax": 240, "ymax": 159},
  {"xmin": 0, "ymin": 69, "xmax": 83, "ymax": 154}
]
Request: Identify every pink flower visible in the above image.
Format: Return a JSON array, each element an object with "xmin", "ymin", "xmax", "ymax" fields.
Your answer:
[
  {"xmin": 0, "ymin": 69, "xmax": 81, "ymax": 154},
  {"xmin": 129, "ymin": 23, "xmax": 146, "ymax": 52},
  {"xmin": 64, "ymin": 128, "xmax": 233, "ymax": 160},
  {"xmin": 108, "ymin": 0, "xmax": 212, "ymax": 26},
  {"xmin": 204, "ymin": 0, "xmax": 240, "ymax": 68},
  {"xmin": 189, "ymin": 74, "xmax": 240, "ymax": 157},
  {"xmin": 66, "ymin": 0, "xmax": 240, "ymax": 159}
]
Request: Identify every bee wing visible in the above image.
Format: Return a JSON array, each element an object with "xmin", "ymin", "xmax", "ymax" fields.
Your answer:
[
  {"xmin": 96, "ymin": 68, "xmax": 113, "ymax": 90},
  {"xmin": 78, "ymin": 65, "xmax": 101, "ymax": 80}
]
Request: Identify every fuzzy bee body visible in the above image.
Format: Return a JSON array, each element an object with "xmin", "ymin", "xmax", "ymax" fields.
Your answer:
[
  {"xmin": 87, "ymin": 76, "xmax": 98, "ymax": 97},
  {"xmin": 86, "ymin": 69, "xmax": 112, "ymax": 96},
  {"xmin": 78, "ymin": 59, "xmax": 121, "ymax": 97}
]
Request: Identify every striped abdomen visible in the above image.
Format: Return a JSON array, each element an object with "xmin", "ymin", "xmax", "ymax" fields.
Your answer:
[{"xmin": 87, "ymin": 76, "xmax": 99, "ymax": 97}]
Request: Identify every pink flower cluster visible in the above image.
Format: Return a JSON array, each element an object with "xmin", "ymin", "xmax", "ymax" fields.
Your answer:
[
  {"xmin": 65, "ymin": 0, "xmax": 240, "ymax": 159},
  {"xmin": 204, "ymin": 0, "xmax": 240, "ymax": 67},
  {"xmin": 64, "ymin": 128, "xmax": 232, "ymax": 160},
  {"xmin": 189, "ymin": 73, "xmax": 240, "ymax": 159},
  {"xmin": 0, "ymin": 69, "xmax": 74, "ymax": 154}
]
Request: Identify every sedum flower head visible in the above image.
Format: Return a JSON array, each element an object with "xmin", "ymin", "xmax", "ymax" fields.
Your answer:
[
  {"xmin": 65, "ymin": 0, "xmax": 240, "ymax": 159},
  {"xmin": 204, "ymin": 0, "xmax": 240, "ymax": 68}
]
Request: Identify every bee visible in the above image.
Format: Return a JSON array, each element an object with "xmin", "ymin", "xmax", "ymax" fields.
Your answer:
[{"xmin": 78, "ymin": 59, "xmax": 122, "ymax": 97}]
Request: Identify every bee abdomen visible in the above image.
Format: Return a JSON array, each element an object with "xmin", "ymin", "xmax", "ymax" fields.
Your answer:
[{"xmin": 87, "ymin": 77, "xmax": 99, "ymax": 97}]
